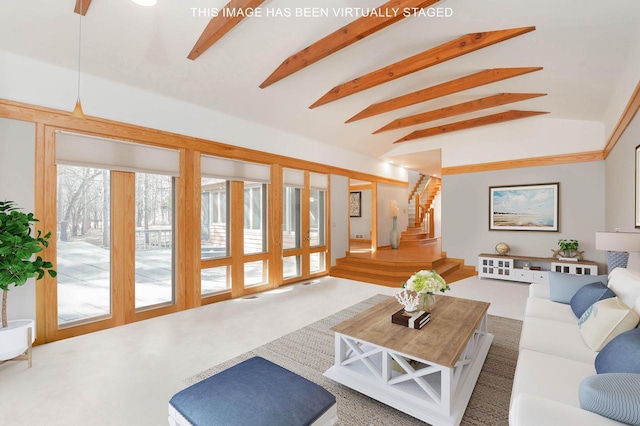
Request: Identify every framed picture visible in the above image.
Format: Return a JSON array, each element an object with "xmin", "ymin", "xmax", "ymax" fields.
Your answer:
[
  {"xmin": 636, "ymin": 144, "xmax": 640, "ymax": 228},
  {"xmin": 489, "ymin": 183, "xmax": 559, "ymax": 231},
  {"xmin": 349, "ymin": 191, "xmax": 361, "ymax": 217}
]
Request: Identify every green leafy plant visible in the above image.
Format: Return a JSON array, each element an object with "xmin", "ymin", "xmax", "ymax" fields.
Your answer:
[
  {"xmin": 558, "ymin": 239, "xmax": 579, "ymax": 252},
  {"xmin": 0, "ymin": 201, "xmax": 56, "ymax": 328}
]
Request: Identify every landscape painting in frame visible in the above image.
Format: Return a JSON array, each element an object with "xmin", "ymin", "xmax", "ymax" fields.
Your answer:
[{"xmin": 490, "ymin": 183, "xmax": 559, "ymax": 231}]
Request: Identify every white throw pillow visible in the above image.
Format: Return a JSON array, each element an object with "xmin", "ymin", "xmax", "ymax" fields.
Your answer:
[{"xmin": 578, "ymin": 297, "xmax": 640, "ymax": 351}]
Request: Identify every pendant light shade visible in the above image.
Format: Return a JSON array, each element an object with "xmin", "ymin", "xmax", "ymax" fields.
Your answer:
[{"xmin": 71, "ymin": 98, "xmax": 85, "ymax": 120}]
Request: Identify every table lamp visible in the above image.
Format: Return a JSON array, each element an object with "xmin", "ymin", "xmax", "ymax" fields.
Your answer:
[{"xmin": 595, "ymin": 231, "xmax": 640, "ymax": 271}]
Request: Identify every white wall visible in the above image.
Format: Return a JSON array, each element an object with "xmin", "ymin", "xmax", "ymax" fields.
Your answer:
[
  {"xmin": 384, "ymin": 117, "xmax": 605, "ymax": 169},
  {"xmin": 330, "ymin": 174, "xmax": 348, "ymax": 266},
  {"xmin": 442, "ymin": 161, "xmax": 607, "ymax": 270},
  {"xmin": 604, "ymin": 111, "xmax": 640, "ymax": 269},
  {"xmin": 0, "ymin": 49, "xmax": 408, "ymax": 183},
  {"xmin": 349, "ymin": 189, "xmax": 372, "ymax": 239},
  {"xmin": 0, "ymin": 117, "xmax": 37, "ymax": 321},
  {"xmin": 377, "ymin": 182, "xmax": 409, "ymax": 247}
]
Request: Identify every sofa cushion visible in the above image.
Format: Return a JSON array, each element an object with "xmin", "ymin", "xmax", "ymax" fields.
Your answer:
[
  {"xmin": 519, "ymin": 317, "xmax": 597, "ymax": 364},
  {"xmin": 525, "ymin": 297, "xmax": 576, "ymax": 323},
  {"xmin": 511, "ymin": 394, "xmax": 625, "ymax": 426},
  {"xmin": 579, "ymin": 373, "xmax": 640, "ymax": 425},
  {"xmin": 607, "ymin": 268, "xmax": 640, "ymax": 310},
  {"xmin": 570, "ymin": 282, "xmax": 616, "ymax": 318},
  {"xmin": 511, "ymin": 349, "xmax": 595, "ymax": 409},
  {"xmin": 596, "ymin": 328, "xmax": 640, "ymax": 374},
  {"xmin": 548, "ymin": 272, "xmax": 608, "ymax": 304},
  {"xmin": 579, "ymin": 297, "xmax": 640, "ymax": 351}
]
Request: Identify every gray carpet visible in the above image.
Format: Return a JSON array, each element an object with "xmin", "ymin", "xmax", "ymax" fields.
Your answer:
[{"xmin": 186, "ymin": 295, "xmax": 522, "ymax": 425}]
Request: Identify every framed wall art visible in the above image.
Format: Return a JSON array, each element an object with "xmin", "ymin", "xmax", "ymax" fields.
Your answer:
[
  {"xmin": 489, "ymin": 183, "xmax": 559, "ymax": 231},
  {"xmin": 349, "ymin": 191, "xmax": 361, "ymax": 217}
]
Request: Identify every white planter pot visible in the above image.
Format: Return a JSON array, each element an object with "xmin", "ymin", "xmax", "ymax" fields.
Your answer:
[{"xmin": 0, "ymin": 319, "xmax": 35, "ymax": 361}]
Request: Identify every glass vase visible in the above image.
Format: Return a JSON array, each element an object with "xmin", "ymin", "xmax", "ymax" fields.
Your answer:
[{"xmin": 421, "ymin": 293, "xmax": 436, "ymax": 312}]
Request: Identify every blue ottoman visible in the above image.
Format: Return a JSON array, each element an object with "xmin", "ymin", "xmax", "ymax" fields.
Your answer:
[{"xmin": 168, "ymin": 357, "xmax": 337, "ymax": 426}]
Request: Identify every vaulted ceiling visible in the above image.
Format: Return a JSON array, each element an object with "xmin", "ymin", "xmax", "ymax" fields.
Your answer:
[{"xmin": 2, "ymin": 0, "xmax": 639, "ymax": 175}]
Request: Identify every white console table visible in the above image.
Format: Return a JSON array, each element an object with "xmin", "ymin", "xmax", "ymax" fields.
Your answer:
[{"xmin": 478, "ymin": 254, "xmax": 598, "ymax": 284}]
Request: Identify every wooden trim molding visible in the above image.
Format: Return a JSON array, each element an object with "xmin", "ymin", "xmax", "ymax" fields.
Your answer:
[
  {"xmin": 442, "ymin": 151, "xmax": 605, "ymax": 175},
  {"xmin": 0, "ymin": 98, "xmax": 406, "ymax": 187},
  {"xmin": 188, "ymin": 0, "xmax": 267, "ymax": 60},
  {"xmin": 260, "ymin": 0, "xmax": 441, "ymax": 88},
  {"xmin": 603, "ymin": 80, "xmax": 640, "ymax": 159},
  {"xmin": 375, "ymin": 93, "xmax": 546, "ymax": 133},
  {"xmin": 394, "ymin": 110, "xmax": 549, "ymax": 142},
  {"xmin": 311, "ymin": 26, "xmax": 536, "ymax": 108},
  {"xmin": 74, "ymin": 0, "xmax": 92, "ymax": 16},
  {"xmin": 346, "ymin": 67, "xmax": 543, "ymax": 122}
]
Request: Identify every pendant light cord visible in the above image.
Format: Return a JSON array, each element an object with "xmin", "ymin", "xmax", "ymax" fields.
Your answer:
[{"xmin": 76, "ymin": 0, "xmax": 83, "ymax": 101}]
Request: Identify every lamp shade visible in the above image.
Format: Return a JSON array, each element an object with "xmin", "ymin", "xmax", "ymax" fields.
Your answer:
[{"xmin": 595, "ymin": 232, "xmax": 640, "ymax": 252}]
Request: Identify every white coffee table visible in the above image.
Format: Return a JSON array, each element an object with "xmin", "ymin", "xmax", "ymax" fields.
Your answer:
[{"xmin": 324, "ymin": 295, "xmax": 492, "ymax": 426}]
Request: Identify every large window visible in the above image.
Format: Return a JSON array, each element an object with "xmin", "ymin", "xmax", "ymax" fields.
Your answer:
[
  {"xmin": 134, "ymin": 173, "xmax": 175, "ymax": 310},
  {"xmin": 56, "ymin": 165, "xmax": 111, "ymax": 326},
  {"xmin": 244, "ymin": 182, "xmax": 267, "ymax": 254},
  {"xmin": 201, "ymin": 178, "xmax": 229, "ymax": 260},
  {"xmin": 54, "ymin": 131, "xmax": 180, "ymax": 329}
]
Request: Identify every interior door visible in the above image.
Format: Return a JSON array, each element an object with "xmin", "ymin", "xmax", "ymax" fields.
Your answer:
[{"xmin": 282, "ymin": 170, "xmax": 328, "ymax": 282}]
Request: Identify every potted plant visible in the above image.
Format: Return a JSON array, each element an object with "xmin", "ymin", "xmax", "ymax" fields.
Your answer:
[
  {"xmin": 556, "ymin": 239, "xmax": 580, "ymax": 260},
  {"xmin": 0, "ymin": 201, "xmax": 56, "ymax": 364}
]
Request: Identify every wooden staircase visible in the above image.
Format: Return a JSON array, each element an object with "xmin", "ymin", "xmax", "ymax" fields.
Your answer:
[
  {"xmin": 330, "ymin": 249, "xmax": 477, "ymax": 287},
  {"xmin": 400, "ymin": 225, "xmax": 436, "ymax": 248}
]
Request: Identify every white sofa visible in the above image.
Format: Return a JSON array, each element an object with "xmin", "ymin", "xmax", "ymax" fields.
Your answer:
[{"xmin": 509, "ymin": 268, "xmax": 640, "ymax": 426}]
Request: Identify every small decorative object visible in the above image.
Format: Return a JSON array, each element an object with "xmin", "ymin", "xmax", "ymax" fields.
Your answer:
[
  {"xmin": 402, "ymin": 270, "xmax": 450, "ymax": 312},
  {"xmin": 394, "ymin": 289, "xmax": 420, "ymax": 313},
  {"xmin": 553, "ymin": 239, "xmax": 583, "ymax": 260},
  {"xmin": 389, "ymin": 199, "xmax": 400, "ymax": 250},
  {"xmin": 495, "ymin": 242, "xmax": 510, "ymax": 255}
]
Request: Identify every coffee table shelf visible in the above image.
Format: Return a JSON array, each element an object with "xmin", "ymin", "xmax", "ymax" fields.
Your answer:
[{"xmin": 324, "ymin": 296, "xmax": 492, "ymax": 426}]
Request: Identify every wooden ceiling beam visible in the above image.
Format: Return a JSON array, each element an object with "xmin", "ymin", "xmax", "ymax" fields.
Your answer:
[
  {"xmin": 393, "ymin": 110, "xmax": 549, "ymax": 143},
  {"xmin": 346, "ymin": 67, "xmax": 543, "ymax": 123},
  {"xmin": 374, "ymin": 92, "xmax": 546, "ymax": 133},
  {"xmin": 260, "ymin": 0, "xmax": 441, "ymax": 88},
  {"xmin": 311, "ymin": 26, "xmax": 536, "ymax": 108},
  {"xmin": 188, "ymin": 0, "xmax": 267, "ymax": 60},
  {"xmin": 74, "ymin": 0, "xmax": 92, "ymax": 16}
]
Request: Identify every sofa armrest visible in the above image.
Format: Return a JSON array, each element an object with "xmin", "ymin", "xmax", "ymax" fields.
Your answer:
[
  {"xmin": 528, "ymin": 282, "xmax": 550, "ymax": 299},
  {"xmin": 510, "ymin": 394, "xmax": 623, "ymax": 426}
]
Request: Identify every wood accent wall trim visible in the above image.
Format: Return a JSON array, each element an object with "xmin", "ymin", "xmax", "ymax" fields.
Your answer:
[
  {"xmin": 603, "ymin": 80, "xmax": 640, "ymax": 159},
  {"xmin": 74, "ymin": 0, "xmax": 92, "ymax": 16},
  {"xmin": 0, "ymin": 98, "xmax": 406, "ymax": 187},
  {"xmin": 34, "ymin": 123, "xmax": 48, "ymax": 345},
  {"xmin": 394, "ymin": 110, "xmax": 549, "ymax": 143},
  {"xmin": 269, "ymin": 165, "xmax": 284, "ymax": 288},
  {"xmin": 181, "ymin": 149, "xmax": 201, "ymax": 309},
  {"xmin": 346, "ymin": 67, "xmax": 543, "ymax": 123},
  {"xmin": 375, "ymin": 93, "xmax": 546, "ymax": 134},
  {"xmin": 441, "ymin": 151, "xmax": 604, "ymax": 175},
  {"xmin": 311, "ymin": 26, "xmax": 536, "ymax": 108},
  {"xmin": 260, "ymin": 0, "xmax": 441, "ymax": 88},
  {"xmin": 188, "ymin": 0, "xmax": 267, "ymax": 60}
]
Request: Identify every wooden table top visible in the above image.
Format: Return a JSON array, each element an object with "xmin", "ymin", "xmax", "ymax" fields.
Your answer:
[{"xmin": 331, "ymin": 296, "xmax": 490, "ymax": 368}]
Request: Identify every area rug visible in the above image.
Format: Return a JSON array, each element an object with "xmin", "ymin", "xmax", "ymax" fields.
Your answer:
[{"xmin": 186, "ymin": 295, "xmax": 522, "ymax": 426}]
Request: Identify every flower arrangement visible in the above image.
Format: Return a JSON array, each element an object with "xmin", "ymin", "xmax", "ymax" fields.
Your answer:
[{"xmin": 403, "ymin": 270, "xmax": 449, "ymax": 295}]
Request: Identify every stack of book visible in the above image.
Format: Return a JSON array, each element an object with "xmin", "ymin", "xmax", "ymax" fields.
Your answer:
[{"xmin": 391, "ymin": 309, "xmax": 431, "ymax": 329}]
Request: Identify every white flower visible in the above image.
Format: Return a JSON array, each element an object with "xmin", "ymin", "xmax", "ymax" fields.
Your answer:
[{"xmin": 404, "ymin": 270, "xmax": 449, "ymax": 294}]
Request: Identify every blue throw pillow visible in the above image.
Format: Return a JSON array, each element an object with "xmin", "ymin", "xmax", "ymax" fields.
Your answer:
[
  {"xmin": 596, "ymin": 328, "xmax": 640, "ymax": 374},
  {"xmin": 570, "ymin": 281, "xmax": 616, "ymax": 318},
  {"xmin": 548, "ymin": 272, "xmax": 608, "ymax": 304},
  {"xmin": 579, "ymin": 373, "xmax": 640, "ymax": 425}
]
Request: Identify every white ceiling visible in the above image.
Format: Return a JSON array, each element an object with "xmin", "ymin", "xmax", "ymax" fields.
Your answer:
[{"xmin": 1, "ymin": 0, "xmax": 639, "ymax": 176}]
